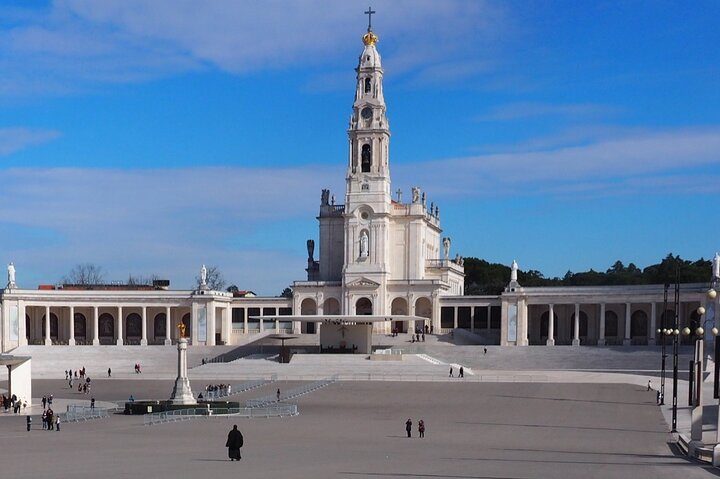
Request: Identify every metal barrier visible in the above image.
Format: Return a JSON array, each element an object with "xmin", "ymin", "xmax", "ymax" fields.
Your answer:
[
  {"xmin": 144, "ymin": 404, "xmax": 298, "ymax": 426},
  {"xmin": 245, "ymin": 375, "xmax": 338, "ymax": 407},
  {"xmin": 64, "ymin": 404, "xmax": 116, "ymax": 422},
  {"xmin": 202, "ymin": 375, "xmax": 277, "ymax": 400},
  {"xmin": 373, "ymin": 348, "xmax": 404, "ymax": 355}
]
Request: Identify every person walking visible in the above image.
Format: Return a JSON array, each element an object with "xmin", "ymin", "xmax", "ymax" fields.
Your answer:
[
  {"xmin": 647, "ymin": 380, "xmax": 652, "ymax": 391},
  {"xmin": 55, "ymin": 415, "xmax": 61, "ymax": 432},
  {"xmin": 449, "ymin": 367, "xmax": 453, "ymax": 378},
  {"xmin": 65, "ymin": 370, "xmax": 68, "ymax": 380},
  {"xmin": 46, "ymin": 409, "xmax": 54, "ymax": 431},
  {"xmin": 91, "ymin": 397, "xmax": 96, "ymax": 409},
  {"xmin": 41, "ymin": 411, "xmax": 47, "ymax": 430},
  {"xmin": 41, "ymin": 396, "xmax": 47, "ymax": 410},
  {"xmin": 405, "ymin": 418, "xmax": 413, "ymax": 438},
  {"xmin": 418, "ymin": 420, "xmax": 425, "ymax": 438},
  {"xmin": 276, "ymin": 388, "xmax": 281, "ymax": 402},
  {"xmin": 459, "ymin": 366, "xmax": 464, "ymax": 378},
  {"xmin": 483, "ymin": 347, "xmax": 487, "ymax": 355},
  {"xmin": 656, "ymin": 390, "xmax": 661, "ymax": 405},
  {"xmin": 26, "ymin": 415, "xmax": 32, "ymax": 431},
  {"xmin": 226, "ymin": 425, "xmax": 244, "ymax": 461},
  {"xmin": 108, "ymin": 367, "xmax": 112, "ymax": 378}
]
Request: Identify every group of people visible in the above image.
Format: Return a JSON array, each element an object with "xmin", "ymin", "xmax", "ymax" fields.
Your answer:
[
  {"xmin": 41, "ymin": 408, "xmax": 60, "ymax": 431},
  {"xmin": 2, "ymin": 394, "xmax": 27, "ymax": 414},
  {"xmin": 405, "ymin": 418, "xmax": 426, "ymax": 438},
  {"xmin": 204, "ymin": 384, "xmax": 232, "ymax": 399}
]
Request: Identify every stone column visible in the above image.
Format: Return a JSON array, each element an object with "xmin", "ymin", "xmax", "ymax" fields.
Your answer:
[
  {"xmin": 222, "ymin": 305, "xmax": 231, "ymax": 345},
  {"xmin": 69, "ymin": 306, "xmax": 76, "ymax": 346},
  {"xmin": 649, "ymin": 303, "xmax": 657, "ymax": 345},
  {"xmin": 243, "ymin": 308, "xmax": 248, "ymax": 334},
  {"xmin": 117, "ymin": 306, "xmax": 123, "ymax": 345},
  {"xmin": 453, "ymin": 306, "xmax": 458, "ymax": 329},
  {"xmin": 169, "ymin": 338, "xmax": 196, "ymax": 405},
  {"xmin": 207, "ymin": 303, "xmax": 216, "ymax": 346},
  {"xmin": 546, "ymin": 304, "xmax": 555, "ymax": 346},
  {"xmin": 140, "ymin": 306, "xmax": 148, "ymax": 346},
  {"xmin": 191, "ymin": 304, "xmax": 199, "ymax": 345},
  {"xmin": 598, "ymin": 303, "xmax": 606, "ymax": 346},
  {"xmin": 18, "ymin": 301, "xmax": 27, "ymax": 347},
  {"xmin": 165, "ymin": 306, "xmax": 172, "ymax": 345},
  {"xmin": 623, "ymin": 302, "xmax": 631, "ymax": 346},
  {"xmin": 92, "ymin": 306, "xmax": 99, "ymax": 345},
  {"xmin": 572, "ymin": 303, "xmax": 580, "ymax": 346},
  {"xmin": 44, "ymin": 305, "xmax": 51, "ymax": 346},
  {"xmin": 487, "ymin": 305, "xmax": 492, "ymax": 329},
  {"xmin": 470, "ymin": 307, "xmax": 475, "ymax": 332}
]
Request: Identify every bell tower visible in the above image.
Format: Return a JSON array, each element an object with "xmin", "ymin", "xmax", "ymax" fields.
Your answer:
[{"xmin": 345, "ymin": 13, "xmax": 391, "ymax": 211}]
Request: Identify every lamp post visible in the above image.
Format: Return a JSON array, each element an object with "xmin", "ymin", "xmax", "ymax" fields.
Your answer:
[
  {"xmin": 683, "ymin": 306, "xmax": 717, "ymax": 453},
  {"xmin": 658, "ymin": 283, "xmax": 669, "ymax": 405},
  {"xmin": 671, "ymin": 274, "xmax": 680, "ymax": 433}
]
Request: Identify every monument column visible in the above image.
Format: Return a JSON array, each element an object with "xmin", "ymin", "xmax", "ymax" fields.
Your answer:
[
  {"xmin": 649, "ymin": 302, "xmax": 657, "ymax": 345},
  {"xmin": 117, "ymin": 306, "xmax": 123, "ymax": 345},
  {"xmin": 68, "ymin": 306, "xmax": 76, "ymax": 346},
  {"xmin": 92, "ymin": 306, "xmax": 99, "ymax": 345},
  {"xmin": 598, "ymin": 303, "xmax": 606, "ymax": 346},
  {"xmin": 546, "ymin": 304, "xmax": 555, "ymax": 346},
  {"xmin": 140, "ymin": 306, "xmax": 148, "ymax": 346},
  {"xmin": 572, "ymin": 303, "xmax": 580, "ymax": 346},
  {"xmin": 165, "ymin": 306, "xmax": 172, "ymax": 345},
  {"xmin": 44, "ymin": 305, "xmax": 51, "ymax": 346},
  {"xmin": 623, "ymin": 302, "xmax": 631, "ymax": 346}
]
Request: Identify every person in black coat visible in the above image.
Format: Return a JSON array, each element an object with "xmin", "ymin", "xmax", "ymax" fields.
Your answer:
[
  {"xmin": 226, "ymin": 425, "xmax": 244, "ymax": 461},
  {"xmin": 405, "ymin": 418, "xmax": 412, "ymax": 438}
]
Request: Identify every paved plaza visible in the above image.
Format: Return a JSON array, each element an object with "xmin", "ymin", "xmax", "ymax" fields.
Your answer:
[{"xmin": 1, "ymin": 380, "xmax": 718, "ymax": 478}]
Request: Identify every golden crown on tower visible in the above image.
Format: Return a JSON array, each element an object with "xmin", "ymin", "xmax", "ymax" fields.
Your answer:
[{"xmin": 362, "ymin": 30, "xmax": 378, "ymax": 46}]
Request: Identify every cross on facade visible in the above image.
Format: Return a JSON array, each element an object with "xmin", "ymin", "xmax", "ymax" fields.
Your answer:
[
  {"xmin": 396, "ymin": 188, "xmax": 402, "ymax": 202},
  {"xmin": 365, "ymin": 6, "xmax": 376, "ymax": 32}
]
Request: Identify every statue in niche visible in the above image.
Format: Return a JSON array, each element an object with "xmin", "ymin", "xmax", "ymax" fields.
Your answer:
[
  {"xmin": 200, "ymin": 264, "xmax": 207, "ymax": 287},
  {"xmin": 442, "ymin": 237, "xmax": 451, "ymax": 260},
  {"xmin": 7, "ymin": 262, "xmax": 16, "ymax": 287},
  {"xmin": 360, "ymin": 231, "xmax": 369, "ymax": 258},
  {"xmin": 306, "ymin": 239, "xmax": 315, "ymax": 261},
  {"xmin": 411, "ymin": 187, "xmax": 420, "ymax": 203}
]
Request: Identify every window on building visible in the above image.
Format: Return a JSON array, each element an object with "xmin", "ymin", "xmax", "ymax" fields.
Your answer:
[
  {"xmin": 364, "ymin": 78, "xmax": 371, "ymax": 93},
  {"xmin": 361, "ymin": 144, "xmax": 372, "ymax": 172}
]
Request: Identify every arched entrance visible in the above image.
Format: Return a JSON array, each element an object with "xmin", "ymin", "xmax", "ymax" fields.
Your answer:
[
  {"xmin": 300, "ymin": 298, "xmax": 317, "ymax": 334},
  {"xmin": 154, "ymin": 313, "xmax": 166, "ymax": 341},
  {"xmin": 355, "ymin": 297, "xmax": 372, "ymax": 315},
  {"xmin": 98, "ymin": 313, "xmax": 114, "ymax": 344},
  {"xmin": 631, "ymin": 310, "xmax": 648, "ymax": 343},
  {"xmin": 415, "ymin": 297, "xmax": 432, "ymax": 334},
  {"xmin": 126, "ymin": 313, "xmax": 142, "ymax": 340},
  {"xmin": 323, "ymin": 298, "xmax": 340, "ymax": 315},
  {"xmin": 391, "ymin": 297, "xmax": 408, "ymax": 333},
  {"xmin": 74, "ymin": 313, "xmax": 87, "ymax": 342},
  {"xmin": 605, "ymin": 311, "xmax": 619, "ymax": 343}
]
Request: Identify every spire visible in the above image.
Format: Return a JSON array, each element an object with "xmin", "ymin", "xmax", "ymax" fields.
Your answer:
[{"xmin": 362, "ymin": 6, "xmax": 378, "ymax": 46}]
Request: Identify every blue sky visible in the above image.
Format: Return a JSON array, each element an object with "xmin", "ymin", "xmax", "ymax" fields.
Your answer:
[{"xmin": 1, "ymin": 0, "xmax": 719, "ymax": 294}]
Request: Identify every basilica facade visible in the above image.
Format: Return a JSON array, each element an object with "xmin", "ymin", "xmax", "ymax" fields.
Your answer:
[{"xmin": 0, "ymin": 27, "xmax": 717, "ymax": 353}]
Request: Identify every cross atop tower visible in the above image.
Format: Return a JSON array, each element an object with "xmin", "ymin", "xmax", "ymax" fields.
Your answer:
[{"xmin": 364, "ymin": 6, "xmax": 376, "ymax": 32}]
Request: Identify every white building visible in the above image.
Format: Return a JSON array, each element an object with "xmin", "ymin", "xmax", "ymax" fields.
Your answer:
[{"xmin": 0, "ymin": 26, "xmax": 717, "ymax": 352}]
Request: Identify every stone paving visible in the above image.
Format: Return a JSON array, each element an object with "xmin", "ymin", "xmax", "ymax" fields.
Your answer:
[{"xmin": 0, "ymin": 381, "xmax": 716, "ymax": 479}]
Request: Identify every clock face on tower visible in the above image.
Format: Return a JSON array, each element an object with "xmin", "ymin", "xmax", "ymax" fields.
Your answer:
[{"xmin": 361, "ymin": 107, "xmax": 373, "ymax": 120}]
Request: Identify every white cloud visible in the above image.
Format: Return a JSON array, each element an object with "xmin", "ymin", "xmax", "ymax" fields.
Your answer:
[
  {"xmin": 475, "ymin": 102, "xmax": 621, "ymax": 122},
  {"xmin": 0, "ymin": 0, "xmax": 504, "ymax": 95},
  {"xmin": 0, "ymin": 128, "xmax": 61, "ymax": 156},
  {"xmin": 396, "ymin": 126, "xmax": 720, "ymax": 197}
]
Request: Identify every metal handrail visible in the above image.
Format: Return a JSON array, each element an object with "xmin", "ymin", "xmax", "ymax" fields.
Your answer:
[
  {"xmin": 144, "ymin": 403, "xmax": 298, "ymax": 426},
  {"xmin": 202, "ymin": 375, "xmax": 278, "ymax": 400},
  {"xmin": 245, "ymin": 375, "xmax": 338, "ymax": 407}
]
